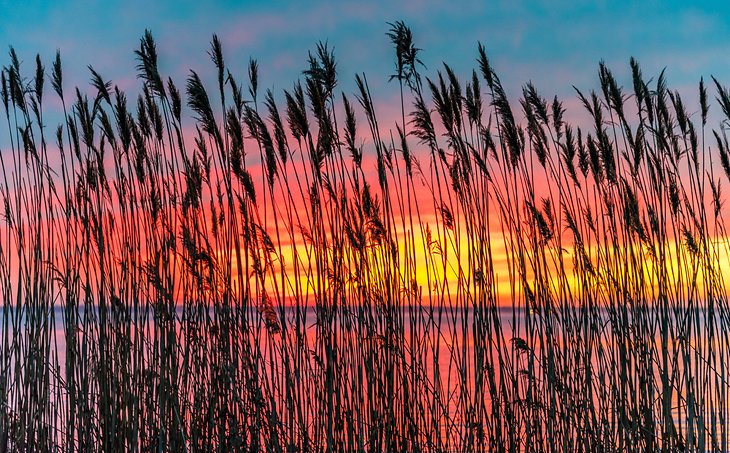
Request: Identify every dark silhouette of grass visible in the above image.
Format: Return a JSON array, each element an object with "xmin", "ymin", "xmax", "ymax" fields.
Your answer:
[{"xmin": 0, "ymin": 22, "xmax": 729, "ymax": 452}]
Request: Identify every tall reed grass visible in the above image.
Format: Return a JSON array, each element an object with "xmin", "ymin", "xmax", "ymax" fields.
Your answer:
[{"xmin": 1, "ymin": 22, "xmax": 729, "ymax": 451}]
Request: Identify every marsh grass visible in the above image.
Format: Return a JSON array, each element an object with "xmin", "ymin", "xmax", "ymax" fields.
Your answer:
[{"xmin": 1, "ymin": 22, "xmax": 729, "ymax": 452}]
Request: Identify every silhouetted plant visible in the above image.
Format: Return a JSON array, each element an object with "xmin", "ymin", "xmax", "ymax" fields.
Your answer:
[{"xmin": 0, "ymin": 22, "xmax": 728, "ymax": 452}]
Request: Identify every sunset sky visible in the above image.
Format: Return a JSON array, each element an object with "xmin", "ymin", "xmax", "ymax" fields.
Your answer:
[
  {"xmin": 3, "ymin": 0, "xmax": 729, "ymax": 118},
  {"xmin": 3, "ymin": 1, "xmax": 730, "ymax": 303}
]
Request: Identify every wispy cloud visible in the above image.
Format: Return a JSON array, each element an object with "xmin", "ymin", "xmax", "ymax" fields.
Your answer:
[{"xmin": 3, "ymin": 0, "xmax": 730, "ymax": 125}]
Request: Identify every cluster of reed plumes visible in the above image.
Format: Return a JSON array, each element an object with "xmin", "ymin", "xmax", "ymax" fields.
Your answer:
[{"xmin": 2, "ymin": 21, "xmax": 730, "ymax": 452}]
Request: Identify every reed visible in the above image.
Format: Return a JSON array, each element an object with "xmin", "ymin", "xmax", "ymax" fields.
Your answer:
[{"xmin": 0, "ymin": 22, "xmax": 728, "ymax": 452}]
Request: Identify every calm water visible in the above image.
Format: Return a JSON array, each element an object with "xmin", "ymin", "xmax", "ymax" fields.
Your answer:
[{"xmin": 2, "ymin": 303, "xmax": 727, "ymax": 450}]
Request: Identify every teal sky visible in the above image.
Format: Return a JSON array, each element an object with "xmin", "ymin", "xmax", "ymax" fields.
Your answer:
[{"xmin": 2, "ymin": 0, "xmax": 730, "ymax": 123}]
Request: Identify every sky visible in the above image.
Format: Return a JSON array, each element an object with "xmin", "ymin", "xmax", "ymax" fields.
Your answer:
[
  {"xmin": 2, "ymin": 0, "xmax": 730, "ymax": 303},
  {"xmin": 3, "ymin": 0, "xmax": 730, "ymax": 117}
]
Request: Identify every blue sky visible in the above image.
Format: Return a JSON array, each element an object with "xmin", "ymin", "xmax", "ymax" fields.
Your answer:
[{"xmin": 2, "ymin": 0, "xmax": 730, "ymax": 124}]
